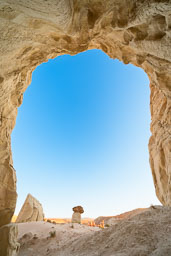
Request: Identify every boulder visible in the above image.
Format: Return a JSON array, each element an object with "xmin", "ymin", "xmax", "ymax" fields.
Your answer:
[
  {"xmin": 0, "ymin": 223, "xmax": 20, "ymax": 256},
  {"xmin": 16, "ymin": 194, "xmax": 44, "ymax": 223},
  {"xmin": 72, "ymin": 206, "xmax": 84, "ymax": 214}
]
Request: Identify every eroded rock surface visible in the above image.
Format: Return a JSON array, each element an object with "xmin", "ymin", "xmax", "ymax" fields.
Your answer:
[
  {"xmin": 16, "ymin": 194, "xmax": 44, "ymax": 223},
  {"xmin": 0, "ymin": 223, "xmax": 20, "ymax": 256},
  {"xmin": 72, "ymin": 206, "xmax": 84, "ymax": 214},
  {"xmin": 72, "ymin": 212, "xmax": 81, "ymax": 224},
  {"xmin": 0, "ymin": 0, "xmax": 170, "ymax": 233}
]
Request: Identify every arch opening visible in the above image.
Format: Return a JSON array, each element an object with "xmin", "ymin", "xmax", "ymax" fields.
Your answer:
[{"xmin": 12, "ymin": 49, "xmax": 160, "ymax": 219}]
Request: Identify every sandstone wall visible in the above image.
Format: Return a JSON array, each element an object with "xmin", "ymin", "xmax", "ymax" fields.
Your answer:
[{"xmin": 0, "ymin": 0, "xmax": 170, "ymax": 230}]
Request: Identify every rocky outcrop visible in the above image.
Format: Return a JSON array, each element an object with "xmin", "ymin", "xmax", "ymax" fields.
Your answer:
[
  {"xmin": 16, "ymin": 194, "xmax": 44, "ymax": 223},
  {"xmin": 72, "ymin": 206, "xmax": 84, "ymax": 224},
  {"xmin": 0, "ymin": 223, "xmax": 20, "ymax": 256},
  {"xmin": 53, "ymin": 206, "xmax": 171, "ymax": 256},
  {"xmin": 0, "ymin": 0, "xmax": 170, "ymax": 251},
  {"xmin": 94, "ymin": 208, "xmax": 147, "ymax": 225}
]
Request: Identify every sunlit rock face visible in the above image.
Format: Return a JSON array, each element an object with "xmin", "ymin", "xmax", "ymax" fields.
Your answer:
[
  {"xmin": 16, "ymin": 194, "xmax": 44, "ymax": 223},
  {"xmin": 0, "ymin": 0, "xmax": 170, "ymax": 230}
]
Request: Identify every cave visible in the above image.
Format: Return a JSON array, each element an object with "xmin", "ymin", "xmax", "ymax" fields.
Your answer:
[{"xmin": 0, "ymin": 0, "xmax": 170, "ymax": 255}]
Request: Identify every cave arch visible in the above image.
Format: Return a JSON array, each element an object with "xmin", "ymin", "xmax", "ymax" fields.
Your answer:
[{"xmin": 0, "ymin": 0, "xmax": 170, "ymax": 232}]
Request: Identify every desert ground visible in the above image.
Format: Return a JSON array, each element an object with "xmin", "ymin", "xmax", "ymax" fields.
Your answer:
[
  {"xmin": 17, "ymin": 206, "xmax": 171, "ymax": 256},
  {"xmin": 18, "ymin": 222, "xmax": 100, "ymax": 256}
]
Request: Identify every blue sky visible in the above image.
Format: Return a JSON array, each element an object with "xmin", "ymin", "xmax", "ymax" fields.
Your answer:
[{"xmin": 12, "ymin": 49, "xmax": 160, "ymax": 218}]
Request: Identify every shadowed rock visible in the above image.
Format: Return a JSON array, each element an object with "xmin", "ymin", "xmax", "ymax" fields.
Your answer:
[{"xmin": 0, "ymin": 223, "xmax": 20, "ymax": 256}]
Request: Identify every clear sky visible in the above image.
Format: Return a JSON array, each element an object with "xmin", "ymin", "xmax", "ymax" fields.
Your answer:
[{"xmin": 12, "ymin": 49, "xmax": 160, "ymax": 219}]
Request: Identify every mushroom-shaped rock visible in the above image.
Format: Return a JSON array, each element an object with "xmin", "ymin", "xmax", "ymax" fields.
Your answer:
[
  {"xmin": 16, "ymin": 194, "xmax": 44, "ymax": 223},
  {"xmin": 72, "ymin": 206, "xmax": 84, "ymax": 224}
]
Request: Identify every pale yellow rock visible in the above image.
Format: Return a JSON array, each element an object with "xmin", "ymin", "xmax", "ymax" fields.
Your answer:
[
  {"xmin": 16, "ymin": 194, "xmax": 44, "ymax": 223},
  {"xmin": 0, "ymin": 0, "xmax": 170, "ymax": 237},
  {"xmin": 0, "ymin": 223, "xmax": 20, "ymax": 256},
  {"xmin": 72, "ymin": 206, "xmax": 84, "ymax": 223},
  {"xmin": 72, "ymin": 212, "xmax": 81, "ymax": 224}
]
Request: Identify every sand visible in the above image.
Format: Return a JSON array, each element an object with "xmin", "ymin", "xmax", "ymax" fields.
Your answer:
[
  {"xmin": 18, "ymin": 221, "xmax": 100, "ymax": 256},
  {"xmin": 18, "ymin": 206, "xmax": 171, "ymax": 256}
]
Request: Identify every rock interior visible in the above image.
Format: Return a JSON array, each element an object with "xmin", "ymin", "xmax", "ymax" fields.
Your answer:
[{"xmin": 0, "ymin": 0, "xmax": 170, "ymax": 233}]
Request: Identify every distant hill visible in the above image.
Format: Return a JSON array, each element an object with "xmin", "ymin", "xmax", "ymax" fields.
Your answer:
[
  {"xmin": 44, "ymin": 218, "xmax": 94, "ymax": 225},
  {"xmin": 94, "ymin": 208, "xmax": 147, "ymax": 225},
  {"xmin": 12, "ymin": 208, "xmax": 147, "ymax": 226},
  {"xmin": 11, "ymin": 215, "xmax": 93, "ymax": 224},
  {"xmin": 44, "ymin": 218, "xmax": 71, "ymax": 224}
]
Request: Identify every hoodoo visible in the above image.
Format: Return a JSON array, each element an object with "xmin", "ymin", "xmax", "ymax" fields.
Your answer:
[{"xmin": 72, "ymin": 206, "xmax": 84, "ymax": 224}]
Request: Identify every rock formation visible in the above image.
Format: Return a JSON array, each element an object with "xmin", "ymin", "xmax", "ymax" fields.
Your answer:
[
  {"xmin": 72, "ymin": 206, "xmax": 84, "ymax": 224},
  {"xmin": 0, "ymin": 224, "xmax": 20, "ymax": 256},
  {"xmin": 0, "ymin": 0, "xmax": 170, "ymax": 253},
  {"xmin": 55, "ymin": 206, "xmax": 171, "ymax": 256},
  {"xmin": 94, "ymin": 208, "xmax": 147, "ymax": 225},
  {"xmin": 16, "ymin": 194, "xmax": 44, "ymax": 223}
]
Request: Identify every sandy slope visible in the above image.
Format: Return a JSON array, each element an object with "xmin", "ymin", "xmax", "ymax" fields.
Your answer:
[
  {"xmin": 18, "ymin": 222, "xmax": 100, "ymax": 256},
  {"xmin": 18, "ymin": 206, "xmax": 171, "ymax": 256}
]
